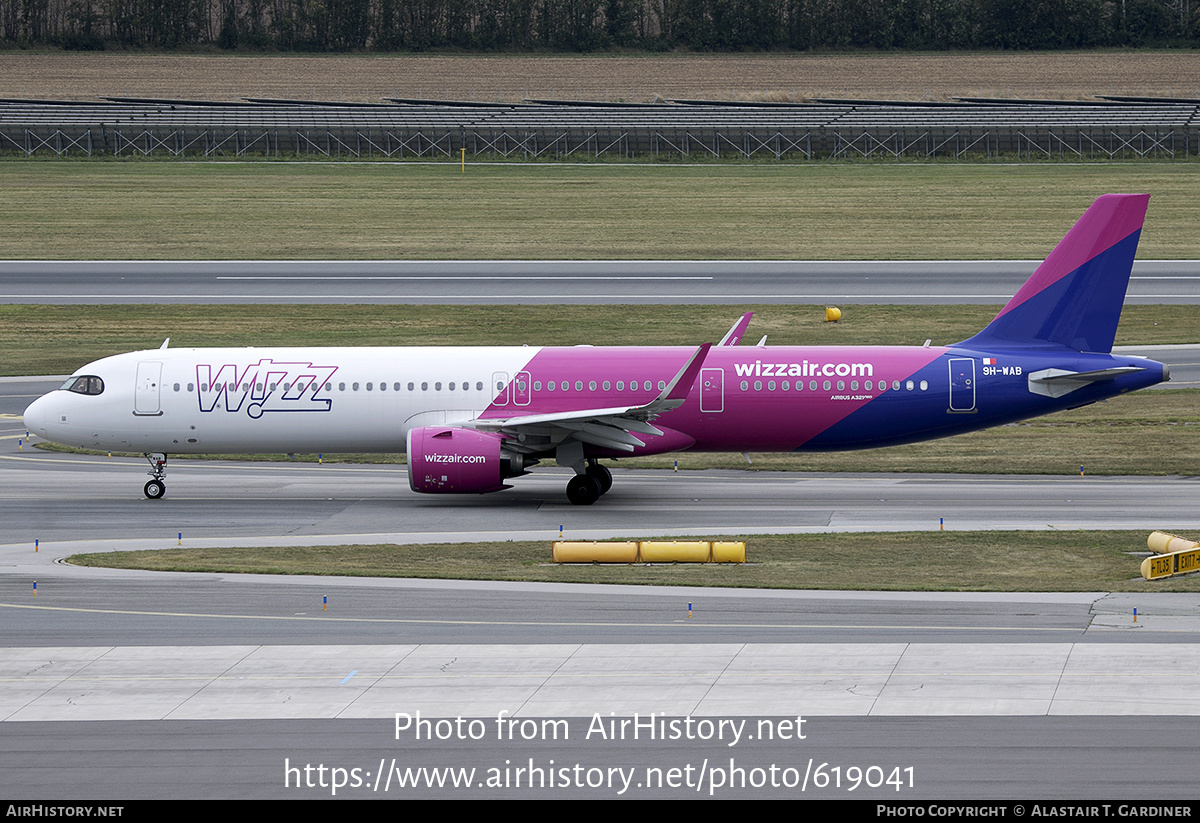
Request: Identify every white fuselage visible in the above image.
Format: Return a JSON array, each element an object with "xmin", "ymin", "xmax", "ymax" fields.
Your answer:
[{"xmin": 24, "ymin": 347, "xmax": 542, "ymax": 454}]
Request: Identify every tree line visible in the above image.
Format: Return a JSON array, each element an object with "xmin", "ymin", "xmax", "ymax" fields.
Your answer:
[{"xmin": 1, "ymin": 0, "xmax": 1195, "ymax": 52}]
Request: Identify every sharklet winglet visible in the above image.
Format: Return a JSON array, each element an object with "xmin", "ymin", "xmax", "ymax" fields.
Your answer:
[{"xmin": 718, "ymin": 312, "xmax": 753, "ymax": 346}]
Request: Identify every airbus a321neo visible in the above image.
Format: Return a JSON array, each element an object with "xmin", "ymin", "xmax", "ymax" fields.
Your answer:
[{"xmin": 23, "ymin": 194, "xmax": 1169, "ymax": 505}]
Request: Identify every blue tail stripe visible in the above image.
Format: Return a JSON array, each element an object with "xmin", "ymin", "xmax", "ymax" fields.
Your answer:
[{"xmin": 958, "ymin": 229, "xmax": 1140, "ymax": 353}]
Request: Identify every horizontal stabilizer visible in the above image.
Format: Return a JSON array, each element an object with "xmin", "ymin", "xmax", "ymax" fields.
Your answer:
[{"xmin": 1027, "ymin": 366, "xmax": 1145, "ymax": 398}]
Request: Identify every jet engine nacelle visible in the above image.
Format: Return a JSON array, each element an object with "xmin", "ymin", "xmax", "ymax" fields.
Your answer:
[{"xmin": 407, "ymin": 426, "xmax": 518, "ymax": 494}]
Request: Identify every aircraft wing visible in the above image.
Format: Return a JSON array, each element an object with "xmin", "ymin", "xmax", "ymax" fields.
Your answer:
[{"xmin": 471, "ymin": 343, "xmax": 711, "ymax": 453}]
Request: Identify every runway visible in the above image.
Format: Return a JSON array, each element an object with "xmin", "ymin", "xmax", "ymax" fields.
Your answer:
[{"xmin": 2, "ymin": 259, "xmax": 1199, "ymax": 304}]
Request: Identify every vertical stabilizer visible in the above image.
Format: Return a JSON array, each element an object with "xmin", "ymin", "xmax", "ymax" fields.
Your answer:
[{"xmin": 957, "ymin": 194, "xmax": 1149, "ymax": 353}]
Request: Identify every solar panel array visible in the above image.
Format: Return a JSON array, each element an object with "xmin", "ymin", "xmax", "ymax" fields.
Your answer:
[{"xmin": 2, "ymin": 97, "xmax": 1197, "ymax": 159}]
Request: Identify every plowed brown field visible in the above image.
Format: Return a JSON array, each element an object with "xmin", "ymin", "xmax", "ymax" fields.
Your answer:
[{"xmin": 2, "ymin": 51, "xmax": 1197, "ymax": 103}]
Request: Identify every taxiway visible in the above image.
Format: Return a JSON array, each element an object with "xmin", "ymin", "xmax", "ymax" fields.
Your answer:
[{"xmin": 2, "ymin": 259, "xmax": 1198, "ymax": 304}]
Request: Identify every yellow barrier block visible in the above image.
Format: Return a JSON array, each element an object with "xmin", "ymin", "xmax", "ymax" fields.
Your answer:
[
  {"xmin": 1147, "ymin": 531, "xmax": 1200, "ymax": 554},
  {"xmin": 640, "ymin": 541, "xmax": 711, "ymax": 563},
  {"xmin": 712, "ymin": 542, "xmax": 746, "ymax": 563},
  {"xmin": 551, "ymin": 540, "xmax": 749, "ymax": 564},
  {"xmin": 1141, "ymin": 532, "xmax": 1200, "ymax": 580},
  {"xmin": 552, "ymin": 542, "xmax": 639, "ymax": 563}
]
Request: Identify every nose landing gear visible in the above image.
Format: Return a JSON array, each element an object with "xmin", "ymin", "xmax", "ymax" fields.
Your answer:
[{"xmin": 143, "ymin": 453, "xmax": 167, "ymax": 500}]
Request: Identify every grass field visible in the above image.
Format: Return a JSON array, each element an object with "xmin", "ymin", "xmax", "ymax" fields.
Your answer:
[
  {"xmin": 4, "ymin": 52, "xmax": 1199, "ymax": 103},
  {"xmin": 3, "ymin": 162, "xmax": 1200, "ymax": 260},
  {"xmin": 4, "ymin": 303, "xmax": 1197, "ymax": 375},
  {"xmin": 64, "ymin": 530, "xmax": 1200, "ymax": 592}
]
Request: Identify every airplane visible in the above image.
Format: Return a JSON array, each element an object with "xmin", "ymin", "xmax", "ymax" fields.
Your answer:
[{"xmin": 23, "ymin": 193, "xmax": 1169, "ymax": 505}]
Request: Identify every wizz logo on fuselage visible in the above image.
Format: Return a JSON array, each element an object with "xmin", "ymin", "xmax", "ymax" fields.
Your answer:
[{"xmin": 196, "ymin": 360, "xmax": 339, "ymax": 418}]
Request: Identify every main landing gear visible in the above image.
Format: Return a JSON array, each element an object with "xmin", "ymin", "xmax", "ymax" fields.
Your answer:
[
  {"xmin": 566, "ymin": 461, "xmax": 613, "ymax": 506},
  {"xmin": 143, "ymin": 452, "xmax": 167, "ymax": 500}
]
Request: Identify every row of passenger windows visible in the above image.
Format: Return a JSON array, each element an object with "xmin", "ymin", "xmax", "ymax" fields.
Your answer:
[
  {"xmin": 739, "ymin": 378, "xmax": 929, "ymax": 392},
  {"xmin": 169, "ymin": 376, "xmax": 929, "ymax": 395},
  {"xmin": 176, "ymin": 381, "xmax": 486, "ymax": 393},
  {"xmin": 172, "ymin": 379, "xmax": 667, "ymax": 394},
  {"xmin": 528, "ymin": 379, "xmax": 665, "ymax": 393}
]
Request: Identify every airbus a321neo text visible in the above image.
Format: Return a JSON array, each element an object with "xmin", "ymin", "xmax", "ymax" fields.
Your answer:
[{"xmin": 24, "ymin": 194, "xmax": 1169, "ymax": 505}]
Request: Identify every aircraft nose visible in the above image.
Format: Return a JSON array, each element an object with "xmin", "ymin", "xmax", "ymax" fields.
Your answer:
[{"xmin": 23, "ymin": 393, "xmax": 50, "ymax": 438}]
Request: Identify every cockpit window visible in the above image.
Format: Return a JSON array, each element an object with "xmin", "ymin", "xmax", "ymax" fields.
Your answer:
[{"xmin": 62, "ymin": 375, "xmax": 104, "ymax": 396}]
